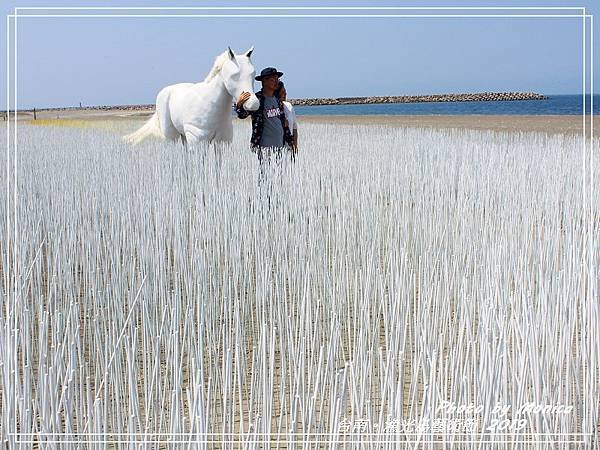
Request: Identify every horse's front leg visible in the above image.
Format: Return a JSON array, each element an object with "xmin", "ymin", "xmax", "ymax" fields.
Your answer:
[
  {"xmin": 213, "ymin": 122, "xmax": 233, "ymax": 143},
  {"xmin": 183, "ymin": 124, "xmax": 211, "ymax": 145}
]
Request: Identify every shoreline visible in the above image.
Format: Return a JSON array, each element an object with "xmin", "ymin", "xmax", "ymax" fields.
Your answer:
[
  {"xmin": 8, "ymin": 108, "xmax": 597, "ymax": 136},
  {"xmin": 298, "ymin": 114, "xmax": 595, "ymax": 135},
  {"xmin": 4, "ymin": 91, "xmax": 548, "ymax": 114}
]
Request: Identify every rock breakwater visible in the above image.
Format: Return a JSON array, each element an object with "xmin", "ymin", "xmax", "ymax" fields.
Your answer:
[
  {"xmin": 12, "ymin": 92, "xmax": 547, "ymax": 115},
  {"xmin": 290, "ymin": 92, "xmax": 547, "ymax": 106}
]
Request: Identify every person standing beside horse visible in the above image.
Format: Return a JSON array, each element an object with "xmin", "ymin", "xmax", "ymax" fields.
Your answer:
[
  {"xmin": 274, "ymin": 81, "xmax": 298, "ymax": 155},
  {"xmin": 235, "ymin": 67, "xmax": 294, "ymax": 161}
]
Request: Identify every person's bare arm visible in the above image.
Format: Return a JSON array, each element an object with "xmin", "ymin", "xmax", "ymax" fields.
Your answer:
[
  {"xmin": 235, "ymin": 92, "xmax": 252, "ymax": 119},
  {"xmin": 236, "ymin": 92, "xmax": 251, "ymax": 109}
]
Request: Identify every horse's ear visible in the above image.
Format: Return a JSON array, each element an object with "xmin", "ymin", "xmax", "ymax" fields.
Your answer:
[
  {"xmin": 227, "ymin": 47, "xmax": 236, "ymax": 60},
  {"xmin": 245, "ymin": 46, "xmax": 254, "ymax": 58}
]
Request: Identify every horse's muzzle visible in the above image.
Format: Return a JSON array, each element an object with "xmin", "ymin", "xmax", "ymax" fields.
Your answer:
[{"xmin": 244, "ymin": 96, "xmax": 260, "ymax": 112}]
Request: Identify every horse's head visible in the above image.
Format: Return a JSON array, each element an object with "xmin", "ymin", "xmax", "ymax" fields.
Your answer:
[{"xmin": 222, "ymin": 47, "xmax": 260, "ymax": 111}]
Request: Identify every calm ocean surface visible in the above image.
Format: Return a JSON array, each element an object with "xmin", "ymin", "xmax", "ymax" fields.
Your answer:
[{"xmin": 294, "ymin": 94, "xmax": 600, "ymax": 116}]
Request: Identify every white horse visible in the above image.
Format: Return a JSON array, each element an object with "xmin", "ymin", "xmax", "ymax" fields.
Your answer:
[{"xmin": 123, "ymin": 47, "xmax": 259, "ymax": 146}]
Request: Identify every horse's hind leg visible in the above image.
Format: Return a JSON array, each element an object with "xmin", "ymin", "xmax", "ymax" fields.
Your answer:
[{"xmin": 156, "ymin": 89, "xmax": 180, "ymax": 141}]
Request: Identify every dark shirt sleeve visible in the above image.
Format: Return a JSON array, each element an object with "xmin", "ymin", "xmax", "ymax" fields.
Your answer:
[{"xmin": 235, "ymin": 104, "xmax": 251, "ymax": 119}]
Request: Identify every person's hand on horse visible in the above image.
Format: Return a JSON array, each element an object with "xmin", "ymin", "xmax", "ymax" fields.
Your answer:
[{"xmin": 237, "ymin": 92, "xmax": 252, "ymax": 109}]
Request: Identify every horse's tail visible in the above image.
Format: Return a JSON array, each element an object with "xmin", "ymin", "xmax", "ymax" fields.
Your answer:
[{"xmin": 122, "ymin": 112, "xmax": 162, "ymax": 145}]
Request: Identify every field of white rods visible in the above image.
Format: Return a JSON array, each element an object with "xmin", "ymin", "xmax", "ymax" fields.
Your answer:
[{"xmin": 1, "ymin": 119, "xmax": 599, "ymax": 449}]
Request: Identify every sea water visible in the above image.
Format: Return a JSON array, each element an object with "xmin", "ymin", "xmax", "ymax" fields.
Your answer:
[{"xmin": 294, "ymin": 94, "xmax": 600, "ymax": 116}]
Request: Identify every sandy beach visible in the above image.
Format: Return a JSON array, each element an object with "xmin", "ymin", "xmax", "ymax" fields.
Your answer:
[
  {"xmin": 9, "ymin": 107, "xmax": 597, "ymax": 136},
  {"xmin": 298, "ymin": 114, "xmax": 595, "ymax": 135}
]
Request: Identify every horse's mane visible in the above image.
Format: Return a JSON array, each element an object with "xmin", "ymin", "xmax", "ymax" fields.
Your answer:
[{"xmin": 204, "ymin": 51, "xmax": 230, "ymax": 83}]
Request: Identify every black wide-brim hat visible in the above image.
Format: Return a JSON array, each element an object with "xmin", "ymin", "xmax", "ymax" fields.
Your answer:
[{"xmin": 256, "ymin": 67, "xmax": 283, "ymax": 81}]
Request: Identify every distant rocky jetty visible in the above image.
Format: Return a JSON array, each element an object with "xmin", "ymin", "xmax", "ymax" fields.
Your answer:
[
  {"xmin": 290, "ymin": 92, "xmax": 547, "ymax": 107},
  {"xmin": 21, "ymin": 104, "xmax": 157, "ymax": 112},
  {"xmin": 9, "ymin": 92, "xmax": 547, "ymax": 114}
]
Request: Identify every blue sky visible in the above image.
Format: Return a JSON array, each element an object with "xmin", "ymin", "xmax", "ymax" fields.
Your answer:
[{"xmin": 1, "ymin": 0, "xmax": 598, "ymax": 109}]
